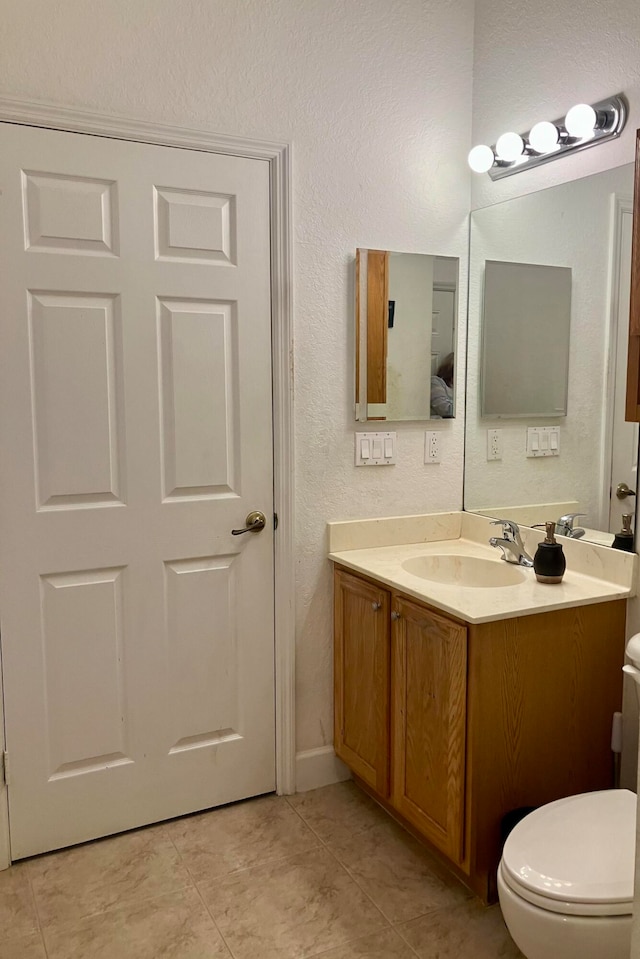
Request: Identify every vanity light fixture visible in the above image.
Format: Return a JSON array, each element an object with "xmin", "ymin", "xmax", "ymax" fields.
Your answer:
[
  {"xmin": 495, "ymin": 132, "xmax": 526, "ymax": 163},
  {"xmin": 468, "ymin": 93, "xmax": 627, "ymax": 180},
  {"xmin": 528, "ymin": 120, "xmax": 560, "ymax": 154},
  {"xmin": 468, "ymin": 144, "xmax": 495, "ymax": 173}
]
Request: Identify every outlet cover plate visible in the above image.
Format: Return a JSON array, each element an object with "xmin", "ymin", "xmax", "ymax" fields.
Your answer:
[
  {"xmin": 487, "ymin": 428, "xmax": 502, "ymax": 461},
  {"xmin": 424, "ymin": 431, "xmax": 441, "ymax": 464}
]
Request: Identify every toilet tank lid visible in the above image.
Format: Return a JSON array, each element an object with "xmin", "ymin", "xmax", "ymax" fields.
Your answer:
[{"xmin": 502, "ymin": 790, "xmax": 636, "ymax": 905}]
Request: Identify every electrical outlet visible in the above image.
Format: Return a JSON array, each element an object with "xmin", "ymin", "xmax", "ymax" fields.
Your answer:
[
  {"xmin": 424, "ymin": 431, "xmax": 441, "ymax": 464},
  {"xmin": 487, "ymin": 428, "xmax": 502, "ymax": 461}
]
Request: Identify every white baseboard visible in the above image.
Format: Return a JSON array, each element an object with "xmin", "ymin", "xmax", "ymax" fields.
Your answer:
[{"xmin": 295, "ymin": 746, "xmax": 351, "ymax": 793}]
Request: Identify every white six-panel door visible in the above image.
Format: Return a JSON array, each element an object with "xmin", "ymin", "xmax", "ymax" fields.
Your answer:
[{"xmin": 0, "ymin": 123, "xmax": 275, "ymax": 859}]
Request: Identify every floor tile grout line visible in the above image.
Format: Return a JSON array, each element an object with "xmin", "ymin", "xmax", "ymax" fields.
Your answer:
[
  {"xmin": 191, "ymin": 880, "xmax": 240, "ymax": 959},
  {"xmin": 288, "ymin": 794, "xmax": 480, "ymax": 907},
  {"xmin": 189, "ymin": 846, "xmax": 394, "ymax": 959},
  {"xmin": 189, "ymin": 841, "xmax": 338, "ymax": 892},
  {"xmin": 285, "ymin": 795, "xmax": 471, "ymax": 941},
  {"xmin": 283, "ymin": 795, "xmax": 335, "ymax": 849},
  {"xmin": 27, "ymin": 814, "xmax": 269, "ymax": 939},
  {"xmin": 188, "ymin": 838, "xmax": 397, "ymax": 959},
  {"xmin": 178, "ymin": 840, "xmax": 325, "ymax": 887},
  {"xmin": 391, "ymin": 905, "xmax": 465, "ymax": 959},
  {"xmin": 291, "ymin": 925, "xmax": 423, "ymax": 959},
  {"xmin": 317, "ymin": 837, "xmax": 398, "ymax": 933},
  {"xmin": 162, "ymin": 796, "xmax": 322, "ymax": 886},
  {"xmin": 39, "ymin": 927, "xmax": 51, "ymax": 959},
  {"xmin": 31, "ymin": 881, "xmax": 199, "ymax": 940},
  {"xmin": 162, "ymin": 824, "xmax": 210, "ymax": 890},
  {"xmin": 23, "ymin": 861, "xmax": 52, "ymax": 958},
  {"xmin": 283, "ymin": 790, "xmax": 436, "ymax": 935}
]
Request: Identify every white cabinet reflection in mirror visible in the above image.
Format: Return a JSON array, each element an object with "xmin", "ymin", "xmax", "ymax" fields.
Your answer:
[
  {"xmin": 355, "ymin": 249, "xmax": 459, "ymax": 422},
  {"xmin": 465, "ymin": 162, "xmax": 638, "ymax": 544}
]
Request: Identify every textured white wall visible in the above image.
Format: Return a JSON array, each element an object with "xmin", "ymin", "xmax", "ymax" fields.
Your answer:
[
  {"xmin": 471, "ymin": 0, "xmax": 640, "ymax": 210},
  {"xmin": 0, "ymin": 0, "xmax": 474, "ymax": 755}
]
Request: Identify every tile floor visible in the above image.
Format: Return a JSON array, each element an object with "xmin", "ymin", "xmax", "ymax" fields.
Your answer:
[{"xmin": 0, "ymin": 781, "xmax": 524, "ymax": 958}]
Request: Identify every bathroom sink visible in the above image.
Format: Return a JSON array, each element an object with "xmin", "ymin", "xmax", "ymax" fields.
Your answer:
[{"xmin": 401, "ymin": 554, "xmax": 527, "ymax": 588}]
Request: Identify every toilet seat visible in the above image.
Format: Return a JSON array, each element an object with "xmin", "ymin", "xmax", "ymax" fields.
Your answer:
[{"xmin": 500, "ymin": 789, "xmax": 635, "ymax": 917}]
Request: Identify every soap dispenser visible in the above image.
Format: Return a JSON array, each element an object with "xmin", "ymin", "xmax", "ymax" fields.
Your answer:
[
  {"xmin": 533, "ymin": 521, "xmax": 566, "ymax": 584},
  {"xmin": 612, "ymin": 514, "xmax": 635, "ymax": 552}
]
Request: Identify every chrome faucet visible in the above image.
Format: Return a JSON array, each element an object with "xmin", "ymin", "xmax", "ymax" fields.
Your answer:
[
  {"xmin": 555, "ymin": 513, "xmax": 586, "ymax": 538},
  {"xmin": 489, "ymin": 519, "xmax": 534, "ymax": 567}
]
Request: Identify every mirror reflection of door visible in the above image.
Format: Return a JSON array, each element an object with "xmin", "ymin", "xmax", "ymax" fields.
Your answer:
[
  {"xmin": 386, "ymin": 253, "xmax": 434, "ymax": 421},
  {"xmin": 609, "ymin": 200, "xmax": 638, "ymax": 535},
  {"xmin": 431, "ymin": 288, "xmax": 455, "ymax": 374}
]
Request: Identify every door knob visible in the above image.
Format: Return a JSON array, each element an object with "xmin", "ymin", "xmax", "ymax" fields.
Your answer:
[
  {"xmin": 616, "ymin": 482, "xmax": 636, "ymax": 500},
  {"xmin": 231, "ymin": 510, "xmax": 267, "ymax": 535}
]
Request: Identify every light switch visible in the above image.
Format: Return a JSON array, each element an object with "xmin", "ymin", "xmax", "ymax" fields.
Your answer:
[
  {"xmin": 526, "ymin": 427, "xmax": 560, "ymax": 458},
  {"xmin": 355, "ymin": 431, "xmax": 397, "ymax": 466}
]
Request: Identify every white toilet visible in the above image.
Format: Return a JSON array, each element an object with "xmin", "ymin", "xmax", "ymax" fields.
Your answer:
[{"xmin": 498, "ymin": 788, "xmax": 635, "ymax": 959}]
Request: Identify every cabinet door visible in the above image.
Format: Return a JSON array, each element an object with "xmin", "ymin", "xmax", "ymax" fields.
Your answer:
[
  {"xmin": 392, "ymin": 596, "xmax": 467, "ymax": 862},
  {"xmin": 334, "ymin": 568, "xmax": 391, "ymax": 796},
  {"xmin": 626, "ymin": 127, "xmax": 640, "ymax": 420}
]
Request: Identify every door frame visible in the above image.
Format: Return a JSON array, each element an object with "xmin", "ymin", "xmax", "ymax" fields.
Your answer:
[{"xmin": 0, "ymin": 96, "xmax": 296, "ymax": 866}]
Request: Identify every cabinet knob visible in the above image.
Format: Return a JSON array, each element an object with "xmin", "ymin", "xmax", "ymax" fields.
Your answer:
[
  {"xmin": 371, "ymin": 601, "xmax": 382, "ymax": 611},
  {"xmin": 391, "ymin": 610, "xmax": 401, "ymax": 621}
]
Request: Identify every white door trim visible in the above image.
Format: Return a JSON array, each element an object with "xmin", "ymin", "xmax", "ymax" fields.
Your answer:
[
  {"xmin": 0, "ymin": 97, "xmax": 296, "ymax": 865},
  {"xmin": 600, "ymin": 194, "xmax": 633, "ymax": 528}
]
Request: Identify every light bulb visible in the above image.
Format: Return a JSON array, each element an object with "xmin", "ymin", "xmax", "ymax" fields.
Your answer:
[
  {"xmin": 467, "ymin": 144, "xmax": 495, "ymax": 173},
  {"xmin": 529, "ymin": 121, "xmax": 560, "ymax": 154},
  {"xmin": 565, "ymin": 103, "xmax": 597, "ymax": 138},
  {"xmin": 495, "ymin": 132, "xmax": 525, "ymax": 163}
]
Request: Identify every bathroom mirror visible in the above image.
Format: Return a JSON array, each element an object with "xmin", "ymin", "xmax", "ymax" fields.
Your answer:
[
  {"xmin": 355, "ymin": 250, "xmax": 459, "ymax": 421},
  {"xmin": 481, "ymin": 260, "xmax": 572, "ymax": 417},
  {"xmin": 464, "ymin": 162, "xmax": 638, "ymax": 545}
]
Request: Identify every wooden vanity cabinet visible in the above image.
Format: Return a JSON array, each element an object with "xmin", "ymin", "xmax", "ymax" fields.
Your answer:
[
  {"xmin": 333, "ymin": 564, "xmax": 626, "ymax": 902},
  {"xmin": 334, "ymin": 568, "xmax": 391, "ymax": 796},
  {"xmin": 391, "ymin": 595, "xmax": 467, "ymax": 864}
]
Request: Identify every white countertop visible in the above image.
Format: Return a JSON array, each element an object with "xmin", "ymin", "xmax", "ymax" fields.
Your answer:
[{"xmin": 328, "ymin": 512, "xmax": 637, "ymax": 625}]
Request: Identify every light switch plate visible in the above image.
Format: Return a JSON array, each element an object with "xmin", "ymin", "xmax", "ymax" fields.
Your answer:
[
  {"xmin": 355, "ymin": 431, "xmax": 397, "ymax": 466},
  {"xmin": 527, "ymin": 426, "xmax": 560, "ymax": 457}
]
